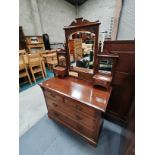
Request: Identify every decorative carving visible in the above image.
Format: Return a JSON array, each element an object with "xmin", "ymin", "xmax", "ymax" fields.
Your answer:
[{"xmin": 67, "ymin": 17, "xmax": 100, "ymax": 27}]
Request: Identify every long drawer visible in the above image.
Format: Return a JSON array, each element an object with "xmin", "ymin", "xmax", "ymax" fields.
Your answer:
[
  {"xmin": 46, "ymin": 97, "xmax": 96, "ymax": 131},
  {"xmin": 44, "ymin": 89, "xmax": 97, "ymax": 118},
  {"xmin": 44, "ymin": 89, "xmax": 63, "ymax": 102},
  {"xmin": 48, "ymin": 109, "xmax": 95, "ymax": 140},
  {"xmin": 64, "ymin": 98, "xmax": 97, "ymax": 117}
]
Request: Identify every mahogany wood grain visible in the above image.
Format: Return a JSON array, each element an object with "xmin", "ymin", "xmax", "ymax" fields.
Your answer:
[
  {"xmin": 39, "ymin": 77, "xmax": 112, "ymax": 146},
  {"xmin": 40, "ymin": 77, "xmax": 112, "ymax": 112},
  {"xmin": 100, "ymin": 40, "xmax": 135, "ymax": 125}
]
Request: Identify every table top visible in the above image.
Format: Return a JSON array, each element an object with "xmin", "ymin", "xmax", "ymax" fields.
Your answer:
[{"xmin": 40, "ymin": 77, "xmax": 112, "ymax": 112}]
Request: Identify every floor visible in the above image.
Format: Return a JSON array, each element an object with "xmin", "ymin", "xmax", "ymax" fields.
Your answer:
[
  {"xmin": 20, "ymin": 115, "xmax": 124, "ymax": 155},
  {"xmin": 19, "ymin": 73, "xmax": 125, "ymax": 155},
  {"xmin": 19, "ymin": 84, "xmax": 47, "ymax": 137},
  {"xmin": 19, "ymin": 68, "xmax": 54, "ymax": 92}
]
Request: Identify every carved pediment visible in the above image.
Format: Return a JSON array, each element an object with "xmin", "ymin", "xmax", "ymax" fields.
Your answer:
[{"xmin": 69, "ymin": 17, "xmax": 100, "ymax": 27}]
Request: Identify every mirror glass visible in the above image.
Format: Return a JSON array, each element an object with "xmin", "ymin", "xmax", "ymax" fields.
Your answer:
[
  {"xmin": 98, "ymin": 58, "xmax": 113, "ymax": 74},
  {"xmin": 68, "ymin": 31, "xmax": 95, "ymax": 71}
]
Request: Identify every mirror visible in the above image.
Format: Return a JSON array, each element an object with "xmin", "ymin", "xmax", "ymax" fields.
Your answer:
[
  {"xmin": 56, "ymin": 49, "xmax": 67, "ymax": 67},
  {"xmin": 68, "ymin": 31, "xmax": 95, "ymax": 70},
  {"xmin": 98, "ymin": 58, "xmax": 113, "ymax": 75},
  {"xmin": 64, "ymin": 17, "xmax": 101, "ymax": 76}
]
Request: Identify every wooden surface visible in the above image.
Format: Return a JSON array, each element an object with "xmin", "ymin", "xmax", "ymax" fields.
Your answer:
[
  {"xmin": 93, "ymin": 74, "xmax": 112, "ymax": 90},
  {"xmin": 40, "ymin": 77, "xmax": 112, "ymax": 146},
  {"xmin": 25, "ymin": 36, "xmax": 45, "ymax": 52},
  {"xmin": 101, "ymin": 40, "xmax": 135, "ymax": 125},
  {"xmin": 40, "ymin": 77, "xmax": 112, "ymax": 112}
]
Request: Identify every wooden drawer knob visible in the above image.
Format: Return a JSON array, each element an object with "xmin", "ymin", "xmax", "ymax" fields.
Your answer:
[
  {"xmin": 50, "ymin": 93, "xmax": 56, "ymax": 98},
  {"xmin": 76, "ymin": 115, "xmax": 83, "ymax": 120},
  {"xmin": 75, "ymin": 105, "xmax": 82, "ymax": 111},
  {"xmin": 52, "ymin": 102, "xmax": 58, "ymax": 107}
]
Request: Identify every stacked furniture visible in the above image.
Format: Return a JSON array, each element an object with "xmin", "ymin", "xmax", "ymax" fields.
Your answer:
[
  {"xmin": 68, "ymin": 39, "xmax": 82, "ymax": 61},
  {"xmin": 25, "ymin": 36, "xmax": 45, "ymax": 53}
]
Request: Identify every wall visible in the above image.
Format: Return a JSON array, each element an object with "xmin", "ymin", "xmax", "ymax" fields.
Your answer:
[
  {"xmin": 37, "ymin": 0, "xmax": 76, "ymax": 43},
  {"xmin": 19, "ymin": 0, "xmax": 76, "ymax": 42},
  {"xmin": 117, "ymin": 0, "xmax": 135, "ymax": 40},
  {"xmin": 19, "ymin": 0, "xmax": 135, "ymax": 42},
  {"xmin": 79, "ymin": 0, "xmax": 116, "ymax": 40},
  {"xmin": 19, "ymin": 0, "xmax": 35, "ymax": 35}
]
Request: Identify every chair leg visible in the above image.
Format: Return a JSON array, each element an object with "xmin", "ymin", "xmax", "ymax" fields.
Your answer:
[
  {"xmin": 41, "ymin": 70, "xmax": 45, "ymax": 79},
  {"xmin": 41, "ymin": 65, "xmax": 45, "ymax": 79},
  {"xmin": 30, "ymin": 67, "xmax": 36, "ymax": 83},
  {"xmin": 25, "ymin": 68, "xmax": 32, "ymax": 85},
  {"xmin": 27, "ymin": 74, "xmax": 32, "ymax": 85}
]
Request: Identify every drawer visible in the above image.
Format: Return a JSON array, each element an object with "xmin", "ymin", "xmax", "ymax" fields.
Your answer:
[
  {"xmin": 48, "ymin": 110, "xmax": 95, "ymax": 139},
  {"xmin": 46, "ymin": 97, "xmax": 96, "ymax": 131},
  {"xmin": 64, "ymin": 98, "xmax": 97, "ymax": 117},
  {"xmin": 44, "ymin": 89, "xmax": 63, "ymax": 102}
]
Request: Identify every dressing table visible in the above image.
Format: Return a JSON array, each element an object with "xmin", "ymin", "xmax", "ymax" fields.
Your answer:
[{"xmin": 40, "ymin": 18, "xmax": 116, "ymax": 146}]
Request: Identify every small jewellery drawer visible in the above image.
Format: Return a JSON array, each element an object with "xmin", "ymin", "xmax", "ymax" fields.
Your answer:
[
  {"xmin": 48, "ymin": 110, "xmax": 95, "ymax": 140},
  {"xmin": 64, "ymin": 98, "xmax": 97, "ymax": 117},
  {"xmin": 44, "ymin": 89, "xmax": 63, "ymax": 102}
]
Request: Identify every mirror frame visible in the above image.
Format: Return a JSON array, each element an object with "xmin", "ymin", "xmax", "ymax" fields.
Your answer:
[{"xmin": 63, "ymin": 17, "xmax": 100, "ymax": 75}]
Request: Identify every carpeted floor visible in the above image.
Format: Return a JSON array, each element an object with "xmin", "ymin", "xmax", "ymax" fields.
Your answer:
[
  {"xmin": 19, "ymin": 84, "xmax": 47, "ymax": 137},
  {"xmin": 20, "ymin": 115, "xmax": 124, "ymax": 155}
]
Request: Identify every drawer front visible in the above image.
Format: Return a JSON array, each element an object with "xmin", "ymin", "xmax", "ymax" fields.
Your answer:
[
  {"xmin": 46, "ymin": 97, "xmax": 96, "ymax": 131},
  {"xmin": 64, "ymin": 98, "xmax": 97, "ymax": 117},
  {"xmin": 44, "ymin": 89, "xmax": 63, "ymax": 102},
  {"xmin": 48, "ymin": 110, "xmax": 95, "ymax": 139}
]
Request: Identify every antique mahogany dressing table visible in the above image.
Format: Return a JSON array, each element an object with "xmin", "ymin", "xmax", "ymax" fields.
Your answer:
[{"xmin": 40, "ymin": 18, "xmax": 115, "ymax": 146}]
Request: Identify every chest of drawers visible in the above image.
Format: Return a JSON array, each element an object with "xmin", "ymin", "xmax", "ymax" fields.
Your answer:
[{"xmin": 40, "ymin": 77, "xmax": 112, "ymax": 146}]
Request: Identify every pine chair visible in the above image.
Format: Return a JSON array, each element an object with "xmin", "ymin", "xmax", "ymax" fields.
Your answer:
[
  {"xmin": 28, "ymin": 52, "xmax": 45, "ymax": 83},
  {"xmin": 45, "ymin": 52, "xmax": 58, "ymax": 71},
  {"xmin": 19, "ymin": 53, "xmax": 32, "ymax": 86}
]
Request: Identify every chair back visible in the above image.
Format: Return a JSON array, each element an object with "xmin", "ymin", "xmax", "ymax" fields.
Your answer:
[
  {"xmin": 27, "ymin": 52, "xmax": 42, "ymax": 67},
  {"xmin": 19, "ymin": 53, "xmax": 26, "ymax": 70},
  {"xmin": 19, "ymin": 49, "xmax": 26, "ymax": 55}
]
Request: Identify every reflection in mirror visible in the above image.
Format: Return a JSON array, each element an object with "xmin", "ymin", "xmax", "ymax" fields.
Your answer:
[
  {"xmin": 68, "ymin": 31, "xmax": 95, "ymax": 70},
  {"xmin": 98, "ymin": 58, "xmax": 113, "ymax": 75},
  {"xmin": 58, "ymin": 55, "xmax": 66, "ymax": 67},
  {"xmin": 57, "ymin": 50, "xmax": 66, "ymax": 67}
]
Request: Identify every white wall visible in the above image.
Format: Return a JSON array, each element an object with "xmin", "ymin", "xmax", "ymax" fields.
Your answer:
[
  {"xmin": 79, "ymin": 0, "xmax": 116, "ymax": 40},
  {"xmin": 117, "ymin": 0, "xmax": 135, "ymax": 40},
  {"xmin": 37, "ymin": 0, "xmax": 76, "ymax": 42},
  {"xmin": 19, "ymin": 0, "xmax": 35, "ymax": 35},
  {"xmin": 19, "ymin": 0, "xmax": 135, "ymax": 42},
  {"xmin": 19, "ymin": 0, "xmax": 76, "ymax": 42}
]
